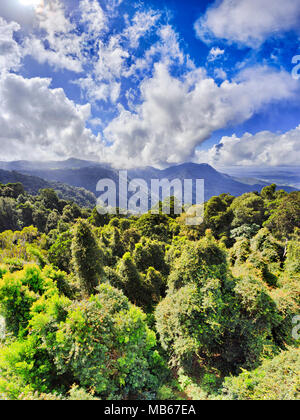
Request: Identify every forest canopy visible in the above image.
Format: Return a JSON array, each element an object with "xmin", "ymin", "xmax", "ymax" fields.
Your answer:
[{"xmin": 0, "ymin": 183, "xmax": 299, "ymax": 400}]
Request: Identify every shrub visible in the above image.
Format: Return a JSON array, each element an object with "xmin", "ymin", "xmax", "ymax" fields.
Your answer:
[
  {"xmin": 155, "ymin": 282, "xmax": 226, "ymax": 370},
  {"xmin": 133, "ymin": 239, "xmax": 167, "ymax": 274},
  {"xmin": 222, "ymin": 348, "xmax": 300, "ymax": 400},
  {"xmin": 0, "ymin": 265, "xmax": 45, "ymax": 336},
  {"xmin": 167, "ymin": 234, "xmax": 228, "ymax": 292},
  {"xmin": 229, "ymin": 238, "xmax": 251, "ymax": 266},
  {"xmin": 43, "ymin": 285, "xmax": 164, "ymax": 399},
  {"xmin": 285, "ymin": 241, "xmax": 300, "ymax": 274},
  {"xmin": 250, "ymin": 228, "xmax": 283, "ymax": 263},
  {"xmin": 145, "ymin": 267, "xmax": 165, "ymax": 304}
]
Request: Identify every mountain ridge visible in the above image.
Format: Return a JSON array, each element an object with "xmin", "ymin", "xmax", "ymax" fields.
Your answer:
[
  {"xmin": 0, "ymin": 160, "xmax": 297, "ymax": 203},
  {"xmin": 0, "ymin": 169, "xmax": 96, "ymax": 208}
]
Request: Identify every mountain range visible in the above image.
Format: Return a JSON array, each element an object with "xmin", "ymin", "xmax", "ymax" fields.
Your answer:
[
  {"xmin": 0, "ymin": 159, "xmax": 297, "ymax": 205},
  {"xmin": 0, "ymin": 168, "xmax": 96, "ymax": 208}
]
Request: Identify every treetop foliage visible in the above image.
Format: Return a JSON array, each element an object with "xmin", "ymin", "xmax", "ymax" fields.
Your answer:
[{"xmin": 0, "ymin": 182, "xmax": 299, "ymax": 400}]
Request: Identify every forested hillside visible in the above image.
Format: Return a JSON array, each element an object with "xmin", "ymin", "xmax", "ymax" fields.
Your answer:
[
  {"xmin": 0, "ymin": 171, "xmax": 96, "ymax": 208},
  {"xmin": 0, "ymin": 183, "xmax": 299, "ymax": 400},
  {"xmin": 2, "ymin": 160, "xmax": 297, "ymax": 201}
]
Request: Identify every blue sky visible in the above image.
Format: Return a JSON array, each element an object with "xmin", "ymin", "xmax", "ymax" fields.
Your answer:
[{"xmin": 0, "ymin": 0, "xmax": 300, "ymax": 167}]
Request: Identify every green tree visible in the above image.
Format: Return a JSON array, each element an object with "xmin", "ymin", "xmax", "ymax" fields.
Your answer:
[
  {"xmin": 0, "ymin": 197, "xmax": 20, "ymax": 232},
  {"xmin": 88, "ymin": 207, "xmax": 109, "ymax": 227},
  {"xmin": 204, "ymin": 194, "xmax": 234, "ymax": 238},
  {"xmin": 71, "ymin": 220, "xmax": 104, "ymax": 296},
  {"xmin": 133, "ymin": 239, "xmax": 167, "ymax": 274},
  {"xmin": 167, "ymin": 232, "xmax": 228, "ymax": 292},
  {"xmin": 135, "ymin": 213, "xmax": 171, "ymax": 241},
  {"xmin": 28, "ymin": 285, "xmax": 163, "ymax": 399},
  {"xmin": 145, "ymin": 267, "xmax": 165, "ymax": 303},
  {"xmin": 155, "ymin": 282, "xmax": 227, "ymax": 370},
  {"xmin": 284, "ymin": 240, "xmax": 300, "ymax": 274},
  {"xmin": 32, "ymin": 207, "xmax": 48, "ymax": 233},
  {"xmin": 46, "ymin": 210, "xmax": 60, "ymax": 233},
  {"xmin": 48, "ymin": 230, "xmax": 72, "ymax": 273},
  {"xmin": 222, "ymin": 348, "xmax": 300, "ymax": 400},
  {"xmin": 39, "ymin": 189, "xmax": 60, "ymax": 211},
  {"xmin": 18, "ymin": 202, "xmax": 33, "ymax": 227},
  {"xmin": 0, "ymin": 183, "xmax": 24, "ymax": 199},
  {"xmin": 0, "ymin": 265, "xmax": 58, "ymax": 336},
  {"xmin": 122, "ymin": 228, "xmax": 141, "ymax": 252},
  {"xmin": 61, "ymin": 203, "xmax": 82, "ymax": 223},
  {"xmin": 261, "ymin": 184, "xmax": 276, "ymax": 201},
  {"xmin": 265, "ymin": 192, "xmax": 300, "ymax": 238},
  {"xmin": 117, "ymin": 253, "xmax": 148, "ymax": 307},
  {"xmin": 230, "ymin": 193, "xmax": 265, "ymax": 228}
]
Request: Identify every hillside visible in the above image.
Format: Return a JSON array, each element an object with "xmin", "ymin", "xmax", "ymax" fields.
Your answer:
[
  {"xmin": 0, "ymin": 180, "xmax": 299, "ymax": 401},
  {"xmin": 0, "ymin": 160, "xmax": 296, "ymax": 202},
  {"xmin": 0, "ymin": 169, "xmax": 96, "ymax": 208}
]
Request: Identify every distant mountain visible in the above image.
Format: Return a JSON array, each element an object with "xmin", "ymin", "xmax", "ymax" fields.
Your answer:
[
  {"xmin": 221, "ymin": 166, "xmax": 300, "ymax": 190},
  {"xmin": 128, "ymin": 163, "xmax": 297, "ymax": 201},
  {"xmin": 0, "ymin": 169, "xmax": 96, "ymax": 208},
  {"xmin": 0, "ymin": 160, "xmax": 297, "ymax": 204},
  {"xmin": 0, "ymin": 158, "xmax": 100, "ymax": 172}
]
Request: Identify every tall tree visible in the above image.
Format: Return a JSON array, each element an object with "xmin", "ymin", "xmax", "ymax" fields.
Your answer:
[{"xmin": 71, "ymin": 220, "xmax": 104, "ymax": 296}]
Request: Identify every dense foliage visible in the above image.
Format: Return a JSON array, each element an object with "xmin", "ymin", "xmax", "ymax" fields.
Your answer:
[{"xmin": 0, "ymin": 184, "xmax": 299, "ymax": 400}]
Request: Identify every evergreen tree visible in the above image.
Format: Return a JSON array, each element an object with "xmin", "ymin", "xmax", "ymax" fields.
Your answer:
[
  {"xmin": 117, "ymin": 253, "xmax": 148, "ymax": 307},
  {"xmin": 71, "ymin": 220, "xmax": 104, "ymax": 296}
]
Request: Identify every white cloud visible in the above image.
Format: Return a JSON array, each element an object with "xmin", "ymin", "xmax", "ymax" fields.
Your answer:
[
  {"xmin": 95, "ymin": 36, "xmax": 129, "ymax": 81},
  {"xmin": 24, "ymin": 0, "xmax": 84, "ymax": 72},
  {"xmin": 208, "ymin": 47, "xmax": 224, "ymax": 61},
  {"xmin": 0, "ymin": 72, "xmax": 103, "ymax": 161},
  {"xmin": 76, "ymin": 35, "xmax": 128, "ymax": 103},
  {"xmin": 102, "ymin": 64, "xmax": 297, "ymax": 168},
  {"xmin": 214, "ymin": 68, "xmax": 227, "ymax": 80},
  {"xmin": 0, "ymin": 17, "xmax": 22, "ymax": 73},
  {"xmin": 76, "ymin": 75, "xmax": 121, "ymax": 104},
  {"xmin": 24, "ymin": 37, "xmax": 83, "ymax": 73},
  {"xmin": 125, "ymin": 24, "xmax": 187, "ymax": 79},
  {"xmin": 79, "ymin": 0, "xmax": 107, "ymax": 37},
  {"xmin": 196, "ymin": 126, "xmax": 300, "ymax": 167},
  {"xmin": 195, "ymin": 0, "xmax": 300, "ymax": 47},
  {"xmin": 105, "ymin": 0, "xmax": 123, "ymax": 13},
  {"xmin": 76, "ymin": 9, "xmax": 162, "ymax": 104},
  {"xmin": 123, "ymin": 10, "xmax": 160, "ymax": 49},
  {"xmin": 0, "ymin": 0, "xmax": 299, "ymax": 168},
  {"xmin": 0, "ymin": 1, "xmax": 37, "ymax": 28},
  {"xmin": 77, "ymin": 8, "xmax": 162, "ymax": 103}
]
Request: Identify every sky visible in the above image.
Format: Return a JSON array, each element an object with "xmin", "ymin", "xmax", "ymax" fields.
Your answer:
[{"xmin": 0, "ymin": 0, "xmax": 300, "ymax": 168}]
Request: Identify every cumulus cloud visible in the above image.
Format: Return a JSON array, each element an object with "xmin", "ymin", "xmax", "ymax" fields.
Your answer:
[
  {"xmin": 79, "ymin": 0, "xmax": 107, "ymax": 37},
  {"xmin": 196, "ymin": 126, "xmax": 300, "ymax": 167},
  {"xmin": 75, "ymin": 35, "xmax": 128, "ymax": 103},
  {"xmin": 103, "ymin": 64, "xmax": 297, "ymax": 168},
  {"xmin": 76, "ymin": 9, "xmax": 163, "ymax": 104},
  {"xmin": 0, "ymin": 0, "xmax": 299, "ymax": 167},
  {"xmin": 0, "ymin": 72, "xmax": 103, "ymax": 161},
  {"xmin": 0, "ymin": 0, "xmax": 37, "ymax": 28},
  {"xmin": 214, "ymin": 68, "xmax": 227, "ymax": 80},
  {"xmin": 195, "ymin": 0, "xmax": 300, "ymax": 47},
  {"xmin": 0, "ymin": 17, "xmax": 22, "ymax": 73},
  {"xmin": 24, "ymin": 0, "xmax": 84, "ymax": 72}
]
